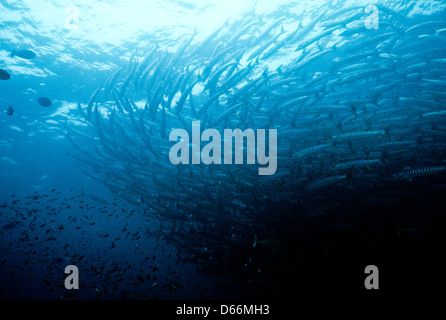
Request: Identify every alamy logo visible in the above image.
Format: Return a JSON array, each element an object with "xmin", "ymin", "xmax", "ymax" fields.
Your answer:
[
  {"xmin": 65, "ymin": 5, "xmax": 79, "ymax": 30},
  {"xmin": 64, "ymin": 265, "xmax": 79, "ymax": 290},
  {"xmin": 169, "ymin": 121, "xmax": 277, "ymax": 175},
  {"xmin": 365, "ymin": 5, "xmax": 379, "ymax": 29}
]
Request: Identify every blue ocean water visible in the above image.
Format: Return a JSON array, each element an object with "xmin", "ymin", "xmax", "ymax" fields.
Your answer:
[{"xmin": 1, "ymin": 0, "xmax": 446, "ymax": 300}]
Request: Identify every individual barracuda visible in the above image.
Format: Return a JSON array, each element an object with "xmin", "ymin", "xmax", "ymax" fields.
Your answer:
[
  {"xmin": 332, "ymin": 130, "xmax": 386, "ymax": 141},
  {"xmin": 275, "ymin": 85, "xmax": 323, "ymax": 101},
  {"xmin": 260, "ymin": 25, "xmax": 301, "ymax": 61},
  {"xmin": 76, "ymin": 102, "xmax": 87, "ymax": 120},
  {"xmin": 330, "ymin": 50, "xmax": 378, "ymax": 71},
  {"xmin": 269, "ymin": 95, "xmax": 310, "ymax": 115},
  {"xmin": 209, "ymin": 102, "xmax": 244, "ymax": 127},
  {"xmin": 146, "ymin": 50, "xmax": 169, "ymax": 92},
  {"xmin": 376, "ymin": 140, "xmax": 415, "ymax": 150},
  {"xmin": 338, "ymin": 62, "xmax": 371, "ymax": 73},
  {"xmin": 225, "ymin": 17, "xmax": 259, "ymax": 45},
  {"xmin": 422, "ymin": 110, "xmax": 446, "ymax": 117},
  {"xmin": 320, "ymin": 6, "xmax": 364, "ymax": 28},
  {"xmin": 160, "ymin": 101, "xmax": 166, "ymax": 140},
  {"xmin": 204, "ymin": 61, "xmax": 238, "ymax": 94},
  {"xmin": 324, "ymin": 10, "xmax": 365, "ymax": 29},
  {"xmin": 422, "ymin": 90, "xmax": 446, "ymax": 97},
  {"xmin": 405, "ymin": 21, "xmax": 446, "ymax": 34},
  {"xmin": 338, "ymin": 67, "xmax": 393, "ymax": 85},
  {"xmin": 230, "ymin": 70, "xmax": 268, "ymax": 102},
  {"xmin": 119, "ymin": 62, "xmax": 137, "ymax": 98},
  {"xmin": 307, "ymin": 174, "xmax": 349, "ymax": 191},
  {"xmin": 172, "ymin": 29, "xmax": 197, "ymax": 64},
  {"xmin": 338, "ymin": 32, "xmax": 398, "ymax": 52},
  {"xmin": 133, "ymin": 45, "xmax": 159, "ymax": 89},
  {"xmin": 148, "ymin": 80, "xmax": 165, "ymax": 119},
  {"xmin": 421, "ymin": 78, "xmax": 446, "ymax": 87},
  {"xmin": 399, "ymin": 96, "xmax": 443, "ymax": 108},
  {"xmin": 220, "ymin": 61, "xmax": 255, "ymax": 91},
  {"xmin": 293, "ymin": 10, "xmax": 329, "ymax": 44},
  {"xmin": 201, "ymin": 46, "xmax": 236, "ymax": 81},
  {"xmin": 262, "ymin": 77, "xmax": 301, "ymax": 92},
  {"xmin": 294, "ymin": 26, "xmax": 340, "ymax": 52},
  {"xmin": 336, "ymin": 98, "xmax": 377, "ymax": 106},
  {"xmin": 391, "ymin": 166, "xmax": 446, "ymax": 180},
  {"xmin": 111, "ymin": 88, "xmax": 125, "ymax": 113},
  {"xmin": 301, "ymin": 72, "xmax": 331, "ymax": 88},
  {"xmin": 104, "ymin": 66, "xmax": 124, "ymax": 99},
  {"xmin": 86, "ymin": 85, "xmax": 102, "ymax": 121},
  {"xmin": 334, "ymin": 158, "xmax": 385, "ymax": 170},
  {"xmin": 138, "ymin": 57, "xmax": 160, "ymax": 90},
  {"xmin": 197, "ymin": 91, "xmax": 224, "ymax": 117},
  {"xmin": 247, "ymin": 25, "xmax": 284, "ymax": 61},
  {"xmin": 193, "ymin": 19, "xmax": 229, "ymax": 55},
  {"xmin": 376, "ymin": 4, "xmax": 410, "ymax": 26},
  {"xmin": 166, "ymin": 72, "xmax": 186, "ymax": 108},
  {"xmin": 301, "ymin": 104, "xmax": 353, "ymax": 114},
  {"xmin": 369, "ymin": 79, "xmax": 403, "ymax": 96},
  {"xmin": 239, "ymin": 76, "xmax": 268, "ymax": 98},
  {"xmin": 125, "ymin": 97, "xmax": 141, "ymax": 135},
  {"xmin": 293, "ymin": 143, "xmax": 332, "ymax": 159},
  {"xmin": 175, "ymin": 80, "xmax": 198, "ymax": 114},
  {"xmin": 250, "ymin": 17, "xmax": 286, "ymax": 49},
  {"xmin": 291, "ymin": 48, "xmax": 334, "ymax": 75}
]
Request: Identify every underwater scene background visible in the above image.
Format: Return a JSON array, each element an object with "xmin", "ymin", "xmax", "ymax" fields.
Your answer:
[{"xmin": 1, "ymin": 0, "xmax": 446, "ymax": 300}]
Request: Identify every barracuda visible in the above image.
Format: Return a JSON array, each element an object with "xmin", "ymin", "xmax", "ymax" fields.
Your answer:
[
  {"xmin": 332, "ymin": 130, "xmax": 386, "ymax": 141},
  {"xmin": 392, "ymin": 166, "xmax": 446, "ymax": 180},
  {"xmin": 307, "ymin": 174, "xmax": 349, "ymax": 191},
  {"xmin": 334, "ymin": 158, "xmax": 385, "ymax": 169}
]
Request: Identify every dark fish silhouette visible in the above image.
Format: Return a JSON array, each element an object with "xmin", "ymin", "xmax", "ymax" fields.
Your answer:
[
  {"xmin": 0, "ymin": 68, "xmax": 11, "ymax": 80},
  {"xmin": 3, "ymin": 221, "xmax": 17, "ymax": 230},
  {"xmin": 11, "ymin": 49, "xmax": 36, "ymax": 59},
  {"xmin": 38, "ymin": 97, "xmax": 52, "ymax": 107},
  {"xmin": 7, "ymin": 105, "xmax": 13, "ymax": 116}
]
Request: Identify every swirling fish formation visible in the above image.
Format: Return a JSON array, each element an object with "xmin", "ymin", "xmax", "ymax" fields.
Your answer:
[{"xmin": 68, "ymin": 3, "xmax": 446, "ymax": 279}]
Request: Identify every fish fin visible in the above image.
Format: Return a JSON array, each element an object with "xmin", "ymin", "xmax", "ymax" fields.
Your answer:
[{"xmin": 253, "ymin": 234, "xmax": 257, "ymax": 247}]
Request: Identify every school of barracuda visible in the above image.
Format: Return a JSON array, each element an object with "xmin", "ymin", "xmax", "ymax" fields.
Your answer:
[{"xmin": 66, "ymin": 3, "xmax": 446, "ymax": 281}]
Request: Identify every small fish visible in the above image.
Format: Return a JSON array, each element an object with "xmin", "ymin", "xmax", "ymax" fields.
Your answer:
[
  {"xmin": 3, "ymin": 221, "xmax": 17, "ymax": 230},
  {"xmin": 0, "ymin": 68, "xmax": 11, "ymax": 80},
  {"xmin": 38, "ymin": 97, "xmax": 52, "ymax": 107},
  {"xmin": 7, "ymin": 105, "xmax": 13, "ymax": 116},
  {"xmin": 11, "ymin": 49, "xmax": 36, "ymax": 59},
  {"xmin": 253, "ymin": 234, "xmax": 283, "ymax": 252}
]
